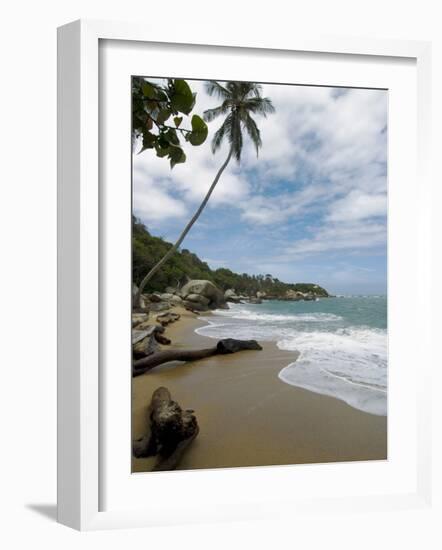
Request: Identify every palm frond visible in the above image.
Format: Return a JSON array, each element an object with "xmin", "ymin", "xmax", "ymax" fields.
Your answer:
[
  {"xmin": 251, "ymin": 83, "xmax": 263, "ymax": 98},
  {"xmin": 229, "ymin": 114, "xmax": 243, "ymax": 161},
  {"xmin": 242, "ymin": 97, "xmax": 275, "ymax": 117},
  {"xmin": 204, "ymin": 81, "xmax": 230, "ymax": 99},
  {"xmin": 203, "ymin": 100, "xmax": 232, "ymax": 122},
  {"xmin": 238, "ymin": 81, "xmax": 263, "ymax": 99},
  {"xmin": 243, "ymin": 113, "xmax": 262, "ymax": 156}
]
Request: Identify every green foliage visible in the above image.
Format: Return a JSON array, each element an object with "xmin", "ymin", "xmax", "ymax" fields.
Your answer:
[
  {"xmin": 169, "ymin": 79, "xmax": 195, "ymax": 114},
  {"xmin": 186, "ymin": 114, "xmax": 209, "ymax": 145},
  {"xmin": 132, "ymin": 77, "xmax": 208, "ymax": 169},
  {"xmin": 132, "ymin": 217, "xmax": 329, "ymax": 297}
]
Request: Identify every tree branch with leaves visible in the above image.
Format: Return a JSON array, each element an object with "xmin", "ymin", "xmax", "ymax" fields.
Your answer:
[{"xmin": 132, "ymin": 77, "xmax": 208, "ymax": 168}]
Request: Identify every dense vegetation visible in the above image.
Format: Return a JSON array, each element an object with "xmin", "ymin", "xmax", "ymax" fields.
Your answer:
[{"xmin": 133, "ymin": 218, "xmax": 329, "ymax": 297}]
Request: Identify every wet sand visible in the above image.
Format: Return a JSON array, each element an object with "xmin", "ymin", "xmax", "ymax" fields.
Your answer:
[{"xmin": 132, "ymin": 306, "xmax": 387, "ymax": 472}]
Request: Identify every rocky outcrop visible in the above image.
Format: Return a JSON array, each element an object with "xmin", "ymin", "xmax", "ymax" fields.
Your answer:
[
  {"xmin": 165, "ymin": 286, "xmax": 178, "ymax": 294},
  {"xmin": 280, "ymin": 289, "xmax": 317, "ymax": 302},
  {"xmin": 132, "ymin": 313, "xmax": 149, "ymax": 328},
  {"xmin": 132, "ymin": 324, "xmax": 168, "ymax": 359},
  {"xmin": 284, "ymin": 289, "xmax": 303, "ymax": 301},
  {"xmin": 224, "ymin": 289, "xmax": 241, "ymax": 303},
  {"xmin": 181, "ymin": 279, "xmax": 226, "ymax": 310},
  {"xmin": 186, "ymin": 293, "xmax": 210, "ymax": 306},
  {"xmin": 182, "ymin": 300, "xmax": 210, "ymax": 312},
  {"xmin": 159, "ymin": 293, "xmax": 175, "ymax": 301}
]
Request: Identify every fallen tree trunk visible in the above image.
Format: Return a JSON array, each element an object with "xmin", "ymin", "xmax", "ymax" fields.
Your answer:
[
  {"xmin": 133, "ymin": 338, "xmax": 262, "ymax": 376},
  {"xmin": 133, "ymin": 387, "xmax": 199, "ymax": 471}
]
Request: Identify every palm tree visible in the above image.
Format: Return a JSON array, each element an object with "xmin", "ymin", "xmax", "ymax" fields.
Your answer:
[{"xmin": 134, "ymin": 81, "xmax": 275, "ymax": 308}]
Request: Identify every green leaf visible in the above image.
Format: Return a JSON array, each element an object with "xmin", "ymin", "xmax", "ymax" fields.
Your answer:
[
  {"xmin": 155, "ymin": 144, "xmax": 170, "ymax": 158},
  {"xmin": 168, "ymin": 145, "xmax": 186, "ymax": 168},
  {"xmin": 157, "ymin": 133, "xmax": 170, "ymax": 149},
  {"xmin": 138, "ymin": 131, "xmax": 156, "ymax": 152},
  {"xmin": 155, "ymin": 90, "xmax": 168, "ymax": 102},
  {"xmin": 165, "ymin": 128, "xmax": 180, "ymax": 146},
  {"xmin": 156, "ymin": 108, "xmax": 171, "ymax": 124},
  {"xmin": 187, "ymin": 114, "xmax": 208, "ymax": 146},
  {"xmin": 174, "ymin": 116, "xmax": 183, "ymax": 128},
  {"xmin": 170, "ymin": 79, "xmax": 194, "ymax": 115},
  {"xmin": 141, "ymin": 82, "xmax": 157, "ymax": 99}
]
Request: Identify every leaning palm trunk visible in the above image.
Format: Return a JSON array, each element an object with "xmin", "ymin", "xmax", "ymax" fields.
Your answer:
[{"xmin": 134, "ymin": 148, "xmax": 233, "ymax": 308}]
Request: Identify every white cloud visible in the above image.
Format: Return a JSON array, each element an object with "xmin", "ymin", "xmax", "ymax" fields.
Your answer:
[
  {"xmin": 133, "ymin": 78, "xmax": 387, "ymax": 259},
  {"xmin": 326, "ymin": 190, "xmax": 387, "ymax": 223},
  {"xmin": 133, "ymin": 174, "xmax": 188, "ymax": 222},
  {"xmin": 285, "ymin": 220, "xmax": 386, "ymax": 257}
]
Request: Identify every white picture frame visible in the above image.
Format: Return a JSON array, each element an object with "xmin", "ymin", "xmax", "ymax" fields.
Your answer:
[{"xmin": 57, "ymin": 19, "xmax": 433, "ymax": 531}]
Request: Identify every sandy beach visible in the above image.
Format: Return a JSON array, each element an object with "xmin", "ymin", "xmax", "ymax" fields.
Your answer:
[{"xmin": 132, "ymin": 306, "xmax": 387, "ymax": 472}]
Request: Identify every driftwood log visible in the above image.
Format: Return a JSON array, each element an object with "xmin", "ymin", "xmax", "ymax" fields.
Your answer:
[
  {"xmin": 133, "ymin": 387, "xmax": 199, "ymax": 471},
  {"xmin": 133, "ymin": 338, "xmax": 262, "ymax": 376}
]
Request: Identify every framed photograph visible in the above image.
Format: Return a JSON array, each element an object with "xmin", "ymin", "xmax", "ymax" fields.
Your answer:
[{"xmin": 57, "ymin": 19, "xmax": 433, "ymax": 530}]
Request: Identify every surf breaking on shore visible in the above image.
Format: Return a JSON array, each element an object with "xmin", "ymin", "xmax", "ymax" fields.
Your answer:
[{"xmin": 195, "ymin": 298, "xmax": 387, "ymax": 416}]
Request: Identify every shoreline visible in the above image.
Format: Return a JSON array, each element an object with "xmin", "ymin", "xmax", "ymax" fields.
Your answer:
[{"xmin": 132, "ymin": 305, "xmax": 387, "ymax": 472}]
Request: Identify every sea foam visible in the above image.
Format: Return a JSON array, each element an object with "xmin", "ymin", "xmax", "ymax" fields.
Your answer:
[
  {"xmin": 278, "ymin": 328, "xmax": 387, "ymax": 416},
  {"xmin": 196, "ymin": 300, "xmax": 387, "ymax": 416}
]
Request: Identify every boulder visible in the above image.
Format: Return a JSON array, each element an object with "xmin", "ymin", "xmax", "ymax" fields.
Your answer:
[
  {"xmin": 169, "ymin": 295, "xmax": 183, "ymax": 305},
  {"xmin": 132, "ymin": 325, "xmax": 169, "ymax": 359},
  {"xmin": 136, "ymin": 320, "xmax": 165, "ymax": 332},
  {"xmin": 149, "ymin": 302, "xmax": 171, "ymax": 312},
  {"xmin": 256, "ymin": 291, "xmax": 267, "ymax": 299},
  {"xmin": 181, "ymin": 279, "xmax": 226, "ymax": 309},
  {"xmin": 133, "ymin": 329, "xmax": 160, "ymax": 358},
  {"xmin": 132, "ymin": 313, "xmax": 149, "ymax": 328},
  {"xmin": 160, "ymin": 293, "xmax": 175, "ymax": 301},
  {"xmin": 183, "ymin": 300, "xmax": 209, "ymax": 312},
  {"xmin": 284, "ymin": 289, "xmax": 302, "ymax": 301},
  {"xmin": 149, "ymin": 293, "xmax": 163, "ymax": 303},
  {"xmin": 186, "ymin": 293, "xmax": 210, "ymax": 306},
  {"xmin": 248, "ymin": 297, "xmax": 262, "ymax": 304},
  {"xmin": 224, "ymin": 289, "xmax": 241, "ymax": 303},
  {"xmin": 132, "ymin": 329, "xmax": 151, "ymax": 345}
]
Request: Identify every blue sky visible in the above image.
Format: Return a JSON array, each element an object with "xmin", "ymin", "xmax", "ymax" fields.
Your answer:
[{"xmin": 133, "ymin": 80, "xmax": 387, "ymax": 295}]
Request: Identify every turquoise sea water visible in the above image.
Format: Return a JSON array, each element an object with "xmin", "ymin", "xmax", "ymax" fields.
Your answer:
[{"xmin": 196, "ymin": 296, "xmax": 387, "ymax": 416}]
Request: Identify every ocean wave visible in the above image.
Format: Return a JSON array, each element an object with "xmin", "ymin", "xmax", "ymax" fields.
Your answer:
[
  {"xmin": 196, "ymin": 302, "xmax": 387, "ymax": 416},
  {"xmin": 278, "ymin": 327, "xmax": 387, "ymax": 416},
  {"xmin": 211, "ymin": 307, "xmax": 343, "ymax": 323}
]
